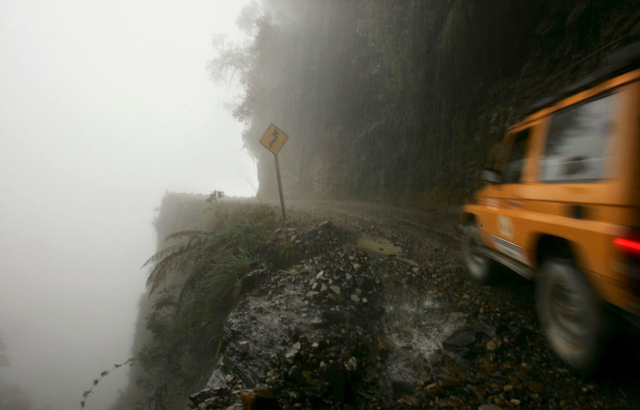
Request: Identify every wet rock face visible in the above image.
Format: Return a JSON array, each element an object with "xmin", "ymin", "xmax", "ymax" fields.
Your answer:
[
  {"xmin": 214, "ymin": 246, "xmax": 389, "ymax": 408},
  {"xmin": 188, "ymin": 213, "xmax": 640, "ymax": 410},
  {"xmin": 197, "ymin": 229, "xmax": 401, "ymax": 408},
  {"xmin": 187, "ymin": 221, "xmax": 401, "ymax": 409}
]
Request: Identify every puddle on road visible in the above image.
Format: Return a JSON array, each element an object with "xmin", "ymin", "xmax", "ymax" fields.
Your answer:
[
  {"xmin": 356, "ymin": 236, "xmax": 401, "ymax": 255},
  {"xmin": 356, "ymin": 236, "xmax": 418, "ymax": 266}
]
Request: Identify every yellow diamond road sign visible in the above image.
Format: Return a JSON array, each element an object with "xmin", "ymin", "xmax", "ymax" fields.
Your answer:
[{"xmin": 260, "ymin": 124, "xmax": 289, "ymax": 155}]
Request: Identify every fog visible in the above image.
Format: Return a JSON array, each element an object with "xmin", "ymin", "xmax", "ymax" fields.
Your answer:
[{"xmin": 0, "ymin": 1, "xmax": 254, "ymax": 408}]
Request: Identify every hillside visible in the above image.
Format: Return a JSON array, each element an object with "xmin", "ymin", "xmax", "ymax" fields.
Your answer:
[
  {"xmin": 114, "ymin": 198, "xmax": 640, "ymax": 409},
  {"xmin": 108, "ymin": 2, "xmax": 640, "ymax": 409},
  {"xmin": 213, "ymin": 0, "xmax": 640, "ymax": 205}
]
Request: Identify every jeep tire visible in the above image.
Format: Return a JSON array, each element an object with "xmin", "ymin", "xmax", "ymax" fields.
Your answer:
[
  {"xmin": 462, "ymin": 223, "xmax": 494, "ymax": 285},
  {"xmin": 536, "ymin": 258, "xmax": 607, "ymax": 373}
]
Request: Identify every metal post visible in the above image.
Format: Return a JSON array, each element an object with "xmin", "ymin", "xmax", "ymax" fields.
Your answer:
[{"xmin": 274, "ymin": 153, "xmax": 286, "ymax": 221}]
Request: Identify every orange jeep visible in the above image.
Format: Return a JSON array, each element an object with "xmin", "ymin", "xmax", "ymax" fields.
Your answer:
[{"xmin": 461, "ymin": 51, "xmax": 640, "ymax": 372}]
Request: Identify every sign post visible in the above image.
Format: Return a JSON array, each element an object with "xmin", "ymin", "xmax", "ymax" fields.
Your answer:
[{"xmin": 260, "ymin": 124, "xmax": 289, "ymax": 221}]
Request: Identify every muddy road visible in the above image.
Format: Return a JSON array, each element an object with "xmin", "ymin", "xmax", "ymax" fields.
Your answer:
[{"xmin": 190, "ymin": 200, "xmax": 640, "ymax": 409}]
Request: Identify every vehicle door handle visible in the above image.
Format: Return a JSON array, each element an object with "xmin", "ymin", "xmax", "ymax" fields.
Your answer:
[{"xmin": 507, "ymin": 200, "xmax": 523, "ymax": 207}]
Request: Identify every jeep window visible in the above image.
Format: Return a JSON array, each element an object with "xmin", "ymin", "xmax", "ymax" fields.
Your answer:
[
  {"xmin": 502, "ymin": 130, "xmax": 530, "ymax": 184},
  {"xmin": 540, "ymin": 93, "xmax": 616, "ymax": 183}
]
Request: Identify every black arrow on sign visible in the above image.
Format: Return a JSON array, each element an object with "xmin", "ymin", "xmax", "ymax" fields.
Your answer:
[{"xmin": 270, "ymin": 129, "xmax": 280, "ymax": 149}]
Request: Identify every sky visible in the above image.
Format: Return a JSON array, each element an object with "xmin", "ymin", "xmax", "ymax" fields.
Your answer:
[{"xmin": 0, "ymin": 1, "xmax": 254, "ymax": 408}]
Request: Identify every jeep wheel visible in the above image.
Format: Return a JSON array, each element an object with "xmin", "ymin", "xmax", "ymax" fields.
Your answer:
[
  {"xmin": 536, "ymin": 258, "xmax": 606, "ymax": 373},
  {"xmin": 462, "ymin": 223, "xmax": 494, "ymax": 284}
]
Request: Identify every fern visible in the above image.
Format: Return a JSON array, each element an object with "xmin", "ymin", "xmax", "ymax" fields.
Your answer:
[
  {"xmin": 161, "ymin": 230, "xmax": 210, "ymax": 243},
  {"xmin": 132, "ymin": 201, "xmax": 292, "ymax": 408}
]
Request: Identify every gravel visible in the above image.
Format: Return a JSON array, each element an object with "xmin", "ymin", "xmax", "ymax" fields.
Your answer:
[{"xmin": 187, "ymin": 201, "xmax": 640, "ymax": 409}]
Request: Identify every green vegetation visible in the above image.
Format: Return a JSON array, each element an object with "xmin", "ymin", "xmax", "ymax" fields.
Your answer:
[
  {"xmin": 111, "ymin": 193, "xmax": 297, "ymax": 409},
  {"xmin": 0, "ymin": 383, "xmax": 32, "ymax": 410},
  {"xmin": 80, "ymin": 359, "xmax": 135, "ymax": 409},
  {"xmin": 0, "ymin": 331, "xmax": 8, "ymax": 369},
  {"xmin": 0, "ymin": 331, "xmax": 36, "ymax": 410}
]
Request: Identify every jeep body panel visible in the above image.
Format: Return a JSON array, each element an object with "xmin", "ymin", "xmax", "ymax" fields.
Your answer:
[{"xmin": 463, "ymin": 68, "xmax": 640, "ymax": 316}]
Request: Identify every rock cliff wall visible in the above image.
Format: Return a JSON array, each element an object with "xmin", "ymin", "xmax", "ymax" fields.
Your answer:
[{"xmin": 235, "ymin": 0, "xmax": 640, "ymax": 204}]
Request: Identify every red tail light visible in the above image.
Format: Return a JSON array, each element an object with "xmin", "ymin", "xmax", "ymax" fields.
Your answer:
[{"xmin": 614, "ymin": 237, "xmax": 640, "ymax": 256}]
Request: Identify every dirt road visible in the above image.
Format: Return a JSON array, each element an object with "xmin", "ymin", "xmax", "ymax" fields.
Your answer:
[{"xmin": 190, "ymin": 200, "xmax": 640, "ymax": 409}]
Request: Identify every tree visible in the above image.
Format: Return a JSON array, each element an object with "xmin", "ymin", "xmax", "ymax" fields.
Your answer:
[
  {"xmin": 208, "ymin": 0, "xmax": 635, "ymax": 203},
  {"xmin": 0, "ymin": 330, "xmax": 9, "ymax": 368},
  {"xmin": 0, "ymin": 382, "xmax": 32, "ymax": 410}
]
